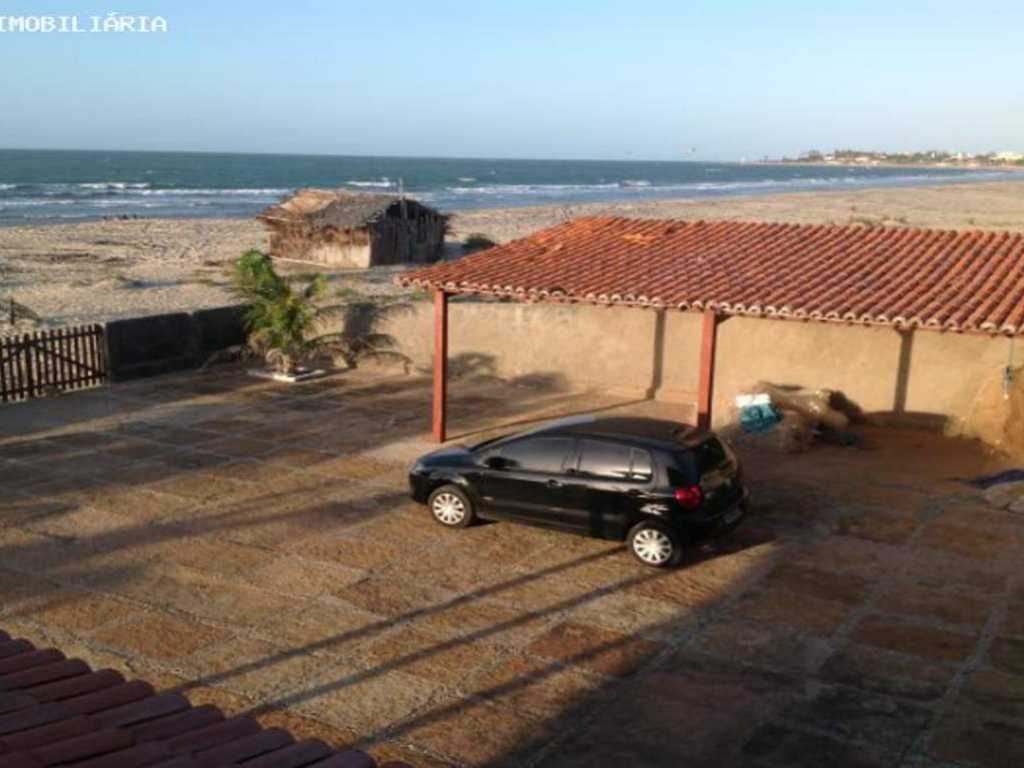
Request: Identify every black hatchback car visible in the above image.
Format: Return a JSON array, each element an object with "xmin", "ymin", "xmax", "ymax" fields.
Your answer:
[{"xmin": 408, "ymin": 416, "xmax": 748, "ymax": 567}]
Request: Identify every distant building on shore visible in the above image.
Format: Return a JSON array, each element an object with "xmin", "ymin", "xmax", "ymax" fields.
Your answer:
[
  {"xmin": 995, "ymin": 151, "xmax": 1024, "ymax": 162},
  {"xmin": 258, "ymin": 189, "xmax": 447, "ymax": 268}
]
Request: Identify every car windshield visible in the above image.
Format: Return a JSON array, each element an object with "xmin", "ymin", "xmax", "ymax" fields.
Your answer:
[{"xmin": 469, "ymin": 434, "xmax": 507, "ymax": 452}]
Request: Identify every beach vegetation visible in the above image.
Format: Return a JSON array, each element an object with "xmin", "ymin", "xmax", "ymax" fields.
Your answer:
[
  {"xmin": 1, "ymin": 296, "xmax": 42, "ymax": 327},
  {"xmin": 334, "ymin": 286, "xmax": 365, "ymax": 302},
  {"xmin": 232, "ymin": 249, "xmax": 409, "ymax": 373},
  {"xmin": 232, "ymin": 249, "xmax": 325, "ymax": 374},
  {"xmin": 462, "ymin": 233, "xmax": 498, "ymax": 254}
]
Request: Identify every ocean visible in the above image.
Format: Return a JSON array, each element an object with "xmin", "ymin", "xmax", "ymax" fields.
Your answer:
[{"xmin": 0, "ymin": 148, "xmax": 1013, "ymax": 226}]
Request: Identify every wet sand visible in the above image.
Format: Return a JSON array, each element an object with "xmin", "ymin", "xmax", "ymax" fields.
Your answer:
[{"xmin": 2, "ymin": 179, "xmax": 1023, "ymax": 330}]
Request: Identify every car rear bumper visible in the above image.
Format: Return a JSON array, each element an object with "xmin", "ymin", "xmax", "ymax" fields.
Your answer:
[{"xmin": 710, "ymin": 487, "xmax": 750, "ymax": 535}]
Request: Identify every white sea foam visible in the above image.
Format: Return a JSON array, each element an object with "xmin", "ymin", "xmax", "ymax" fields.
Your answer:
[
  {"xmin": 0, "ymin": 164, "xmax": 1011, "ymax": 225},
  {"xmin": 446, "ymin": 183, "xmax": 620, "ymax": 195},
  {"xmin": 437, "ymin": 173, "xmax": 992, "ymax": 201},
  {"xmin": 78, "ymin": 182, "xmax": 152, "ymax": 190},
  {"xmin": 135, "ymin": 187, "xmax": 291, "ymax": 196}
]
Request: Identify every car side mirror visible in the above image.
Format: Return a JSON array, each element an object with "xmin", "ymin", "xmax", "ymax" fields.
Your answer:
[{"xmin": 484, "ymin": 456, "xmax": 507, "ymax": 470}]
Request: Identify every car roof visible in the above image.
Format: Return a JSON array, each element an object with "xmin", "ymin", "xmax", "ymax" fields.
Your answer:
[{"xmin": 510, "ymin": 415, "xmax": 701, "ymax": 450}]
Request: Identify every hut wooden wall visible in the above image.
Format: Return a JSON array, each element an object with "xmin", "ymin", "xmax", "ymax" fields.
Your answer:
[
  {"xmin": 265, "ymin": 212, "xmax": 444, "ymax": 268},
  {"xmin": 368, "ymin": 213, "xmax": 446, "ymax": 266}
]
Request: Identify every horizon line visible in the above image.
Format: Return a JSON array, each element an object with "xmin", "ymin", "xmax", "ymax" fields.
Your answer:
[{"xmin": 0, "ymin": 146, "xmax": 749, "ymax": 165}]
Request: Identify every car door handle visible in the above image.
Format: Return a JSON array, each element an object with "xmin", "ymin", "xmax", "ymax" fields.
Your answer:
[
  {"xmin": 546, "ymin": 479, "xmax": 563, "ymax": 488},
  {"xmin": 626, "ymin": 489, "xmax": 643, "ymax": 496}
]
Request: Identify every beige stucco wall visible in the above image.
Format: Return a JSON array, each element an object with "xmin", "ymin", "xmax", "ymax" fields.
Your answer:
[
  {"xmin": 379, "ymin": 299, "xmax": 1014, "ymax": 438},
  {"xmin": 711, "ymin": 317, "xmax": 1013, "ymax": 434},
  {"xmin": 306, "ymin": 243, "xmax": 372, "ymax": 268},
  {"xmin": 382, "ymin": 301, "xmax": 666, "ymax": 397},
  {"xmin": 712, "ymin": 318, "xmax": 904, "ymax": 423}
]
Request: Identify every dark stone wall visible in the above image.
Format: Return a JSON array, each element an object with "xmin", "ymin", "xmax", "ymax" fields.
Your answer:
[{"xmin": 105, "ymin": 305, "xmax": 247, "ymax": 381}]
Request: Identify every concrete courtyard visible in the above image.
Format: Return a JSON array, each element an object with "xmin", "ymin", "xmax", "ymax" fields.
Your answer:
[{"xmin": 1, "ymin": 366, "xmax": 1023, "ymax": 767}]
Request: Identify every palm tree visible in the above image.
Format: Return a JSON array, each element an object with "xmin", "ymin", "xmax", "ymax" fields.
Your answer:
[{"xmin": 231, "ymin": 250, "xmax": 409, "ymax": 375}]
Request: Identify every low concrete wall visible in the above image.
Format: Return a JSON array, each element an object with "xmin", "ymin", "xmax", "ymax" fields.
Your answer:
[
  {"xmin": 380, "ymin": 300, "xmax": 1014, "ymax": 438},
  {"xmin": 106, "ymin": 305, "xmax": 247, "ymax": 381}
]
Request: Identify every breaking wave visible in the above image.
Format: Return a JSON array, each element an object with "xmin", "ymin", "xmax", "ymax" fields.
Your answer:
[
  {"xmin": 0, "ymin": 149, "xmax": 1011, "ymax": 224},
  {"xmin": 345, "ymin": 178, "xmax": 393, "ymax": 188}
]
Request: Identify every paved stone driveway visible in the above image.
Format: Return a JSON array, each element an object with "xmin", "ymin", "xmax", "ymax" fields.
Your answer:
[{"xmin": 1, "ymin": 367, "xmax": 1022, "ymax": 767}]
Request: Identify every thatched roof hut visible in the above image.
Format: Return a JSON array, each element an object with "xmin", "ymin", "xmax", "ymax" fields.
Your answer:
[{"xmin": 258, "ymin": 189, "xmax": 446, "ymax": 268}]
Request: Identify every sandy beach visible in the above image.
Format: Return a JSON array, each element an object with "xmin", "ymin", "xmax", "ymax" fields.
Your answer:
[{"xmin": 3, "ymin": 179, "xmax": 1024, "ymax": 331}]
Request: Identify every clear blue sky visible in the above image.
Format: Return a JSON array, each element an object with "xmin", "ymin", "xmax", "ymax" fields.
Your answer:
[{"xmin": 1, "ymin": 0, "xmax": 1021, "ymax": 160}]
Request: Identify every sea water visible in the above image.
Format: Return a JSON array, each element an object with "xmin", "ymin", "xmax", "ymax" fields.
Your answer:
[{"xmin": 0, "ymin": 148, "xmax": 1011, "ymax": 225}]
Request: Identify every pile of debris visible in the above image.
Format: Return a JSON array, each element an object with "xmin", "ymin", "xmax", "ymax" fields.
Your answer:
[
  {"xmin": 724, "ymin": 381, "xmax": 860, "ymax": 453},
  {"xmin": 968, "ymin": 470, "xmax": 1024, "ymax": 512}
]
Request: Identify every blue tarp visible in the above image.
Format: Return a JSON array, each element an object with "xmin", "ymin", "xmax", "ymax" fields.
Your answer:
[{"xmin": 739, "ymin": 403, "xmax": 782, "ymax": 434}]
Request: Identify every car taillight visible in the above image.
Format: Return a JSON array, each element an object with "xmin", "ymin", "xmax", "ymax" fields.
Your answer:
[{"xmin": 674, "ymin": 485, "xmax": 703, "ymax": 509}]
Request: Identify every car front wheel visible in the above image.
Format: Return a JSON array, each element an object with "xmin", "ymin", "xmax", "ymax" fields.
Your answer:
[
  {"xmin": 628, "ymin": 522, "xmax": 682, "ymax": 567},
  {"xmin": 428, "ymin": 485, "xmax": 475, "ymax": 529}
]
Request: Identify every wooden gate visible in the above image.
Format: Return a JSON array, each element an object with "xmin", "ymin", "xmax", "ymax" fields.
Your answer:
[{"xmin": 0, "ymin": 324, "xmax": 107, "ymax": 403}]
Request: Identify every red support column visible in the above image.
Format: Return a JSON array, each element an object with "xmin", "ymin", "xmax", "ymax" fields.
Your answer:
[
  {"xmin": 697, "ymin": 309, "xmax": 719, "ymax": 431},
  {"xmin": 432, "ymin": 290, "xmax": 449, "ymax": 442}
]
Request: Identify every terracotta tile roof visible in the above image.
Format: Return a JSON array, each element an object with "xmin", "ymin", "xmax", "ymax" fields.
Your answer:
[
  {"xmin": 400, "ymin": 217, "xmax": 1024, "ymax": 335},
  {"xmin": 0, "ymin": 628, "xmax": 411, "ymax": 768}
]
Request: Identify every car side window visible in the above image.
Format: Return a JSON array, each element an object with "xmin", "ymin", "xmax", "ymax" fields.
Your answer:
[
  {"xmin": 630, "ymin": 448, "xmax": 654, "ymax": 480},
  {"xmin": 497, "ymin": 437, "xmax": 574, "ymax": 474},
  {"xmin": 578, "ymin": 439, "xmax": 634, "ymax": 480}
]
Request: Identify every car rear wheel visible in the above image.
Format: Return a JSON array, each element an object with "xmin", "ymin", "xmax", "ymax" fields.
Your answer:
[
  {"xmin": 428, "ymin": 485, "xmax": 475, "ymax": 529},
  {"xmin": 628, "ymin": 522, "xmax": 682, "ymax": 567}
]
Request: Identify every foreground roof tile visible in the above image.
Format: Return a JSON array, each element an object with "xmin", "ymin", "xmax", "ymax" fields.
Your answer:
[
  {"xmin": 0, "ymin": 629, "xmax": 413, "ymax": 768},
  {"xmin": 399, "ymin": 217, "xmax": 1024, "ymax": 334}
]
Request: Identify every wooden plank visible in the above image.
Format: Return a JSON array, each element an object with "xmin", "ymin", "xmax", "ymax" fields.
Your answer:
[
  {"xmin": 50, "ymin": 328, "xmax": 59, "ymax": 390},
  {"xmin": 5, "ymin": 336, "xmax": 18, "ymax": 401},
  {"xmin": 22, "ymin": 333, "xmax": 35, "ymax": 400},
  {"xmin": 32, "ymin": 330, "xmax": 43, "ymax": 396},
  {"xmin": 432, "ymin": 290, "xmax": 449, "ymax": 443},
  {"xmin": 78, "ymin": 326, "xmax": 90, "ymax": 388},
  {"xmin": 87, "ymin": 326, "xmax": 100, "ymax": 386},
  {"xmin": 20, "ymin": 335, "xmax": 30, "ymax": 399},
  {"xmin": 57, "ymin": 328, "xmax": 69, "ymax": 390},
  {"xmin": 33, "ymin": 330, "xmax": 44, "ymax": 396},
  {"xmin": 697, "ymin": 309, "xmax": 719, "ymax": 431},
  {"xmin": 95, "ymin": 325, "xmax": 108, "ymax": 384},
  {"xmin": 73, "ymin": 326, "xmax": 86, "ymax": 387},
  {"xmin": 44, "ymin": 329, "xmax": 56, "ymax": 391},
  {"xmin": 65, "ymin": 327, "xmax": 76, "ymax": 389},
  {"xmin": 0, "ymin": 336, "xmax": 9, "ymax": 403}
]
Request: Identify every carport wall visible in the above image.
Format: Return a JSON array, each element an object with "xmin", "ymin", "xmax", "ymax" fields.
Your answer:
[
  {"xmin": 712, "ymin": 316, "xmax": 1014, "ymax": 433},
  {"xmin": 380, "ymin": 300, "xmax": 1013, "ymax": 436}
]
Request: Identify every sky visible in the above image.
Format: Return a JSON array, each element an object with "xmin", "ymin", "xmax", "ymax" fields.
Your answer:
[{"xmin": 0, "ymin": 0, "xmax": 1022, "ymax": 161}]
